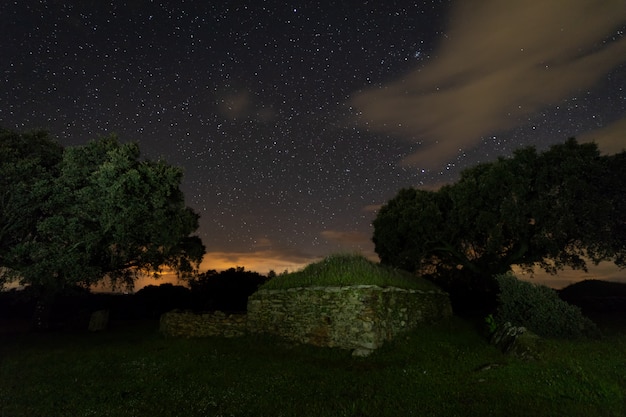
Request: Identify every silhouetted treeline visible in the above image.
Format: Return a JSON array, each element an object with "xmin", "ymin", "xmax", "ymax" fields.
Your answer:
[
  {"xmin": 0, "ymin": 267, "xmax": 271, "ymax": 327},
  {"xmin": 0, "ymin": 286, "xmax": 143, "ymax": 328},
  {"xmin": 188, "ymin": 267, "xmax": 268, "ymax": 312}
]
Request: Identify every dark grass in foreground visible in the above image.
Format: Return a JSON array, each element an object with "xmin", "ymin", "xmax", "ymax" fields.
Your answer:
[
  {"xmin": 1, "ymin": 317, "xmax": 625, "ymax": 417},
  {"xmin": 260, "ymin": 253, "xmax": 438, "ymax": 291}
]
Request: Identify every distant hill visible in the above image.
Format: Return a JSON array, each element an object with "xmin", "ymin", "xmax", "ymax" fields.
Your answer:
[
  {"xmin": 559, "ymin": 280, "xmax": 626, "ymax": 313},
  {"xmin": 559, "ymin": 280, "xmax": 626, "ymax": 298}
]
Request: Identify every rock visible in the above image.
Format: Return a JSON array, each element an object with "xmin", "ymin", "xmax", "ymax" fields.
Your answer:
[
  {"xmin": 490, "ymin": 322, "xmax": 540, "ymax": 359},
  {"xmin": 352, "ymin": 347, "xmax": 374, "ymax": 357},
  {"xmin": 160, "ymin": 310, "xmax": 247, "ymax": 338},
  {"xmin": 88, "ymin": 309, "xmax": 109, "ymax": 332},
  {"xmin": 476, "ymin": 363, "xmax": 502, "ymax": 372},
  {"xmin": 507, "ymin": 330, "xmax": 541, "ymax": 360}
]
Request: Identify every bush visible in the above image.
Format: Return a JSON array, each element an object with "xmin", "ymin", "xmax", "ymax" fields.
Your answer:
[
  {"xmin": 134, "ymin": 284, "xmax": 192, "ymax": 318},
  {"xmin": 188, "ymin": 267, "xmax": 268, "ymax": 312},
  {"xmin": 494, "ymin": 273, "xmax": 599, "ymax": 339}
]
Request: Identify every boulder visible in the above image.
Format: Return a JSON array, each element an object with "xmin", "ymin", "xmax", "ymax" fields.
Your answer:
[
  {"xmin": 88, "ymin": 309, "xmax": 109, "ymax": 332},
  {"xmin": 490, "ymin": 321, "xmax": 540, "ymax": 359},
  {"xmin": 352, "ymin": 347, "xmax": 374, "ymax": 357}
]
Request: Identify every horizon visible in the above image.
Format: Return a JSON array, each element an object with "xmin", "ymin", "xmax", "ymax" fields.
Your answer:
[{"xmin": 95, "ymin": 257, "xmax": 626, "ymax": 293}]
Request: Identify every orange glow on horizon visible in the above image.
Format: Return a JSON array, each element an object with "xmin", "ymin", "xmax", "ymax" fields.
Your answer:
[
  {"xmin": 198, "ymin": 251, "xmax": 315, "ymax": 276},
  {"xmin": 90, "ymin": 251, "xmax": 316, "ymax": 292},
  {"xmin": 89, "ymin": 253, "xmax": 624, "ymax": 293}
]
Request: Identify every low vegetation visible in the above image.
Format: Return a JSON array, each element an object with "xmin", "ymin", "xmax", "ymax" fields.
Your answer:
[
  {"xmin": 494, "ymin": 273, "xmax": 599, "ymax": 339},
  {"xmin": 1, "ymin": 316, "xmax": 625, "ymax": 417},
  {"xmin": 259, "ymin": 253, "xmax": 439, "ymax": 291}
]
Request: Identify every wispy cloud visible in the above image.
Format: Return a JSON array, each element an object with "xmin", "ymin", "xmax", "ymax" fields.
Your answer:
[
  {"xmin": 579, "ymin": 114, "xmax": 626, "ymax": 154},
  {"xmin": 514, "ymin": 261, "xmax": 626, "ymax": 289},
  {"xmin": 97, "ymin": 248, "xmax": 317, "ymax": 292},
  {"xmin": 350, "ymin": 0, "xmax": 626, "ymax": 169},
  {"xmin": 321, "ymin": 230, "xmax": 369, "ymax": 245},
  {"xmin": 217, "ymin": 91, "xmax": 252, "ymax": 120},
  {"xmin": 216, "ymin": 89, "xmax": 276, "ymax": 122},
  {"xmin": 200, "ymin": 249, "xmax": 316, "ymax": 275},
  {"xmin": 320, "ymin": 229, "xmax": 378, "ymax": 260},
  {"xmin": 362, "ymin": 204, "xmax": 382, "ymax": 213}
]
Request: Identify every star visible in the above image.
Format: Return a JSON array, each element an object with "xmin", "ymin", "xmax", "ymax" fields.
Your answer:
[{"xmin": 1, "ymin": 0, "xmax": 624, "ymax": 288}]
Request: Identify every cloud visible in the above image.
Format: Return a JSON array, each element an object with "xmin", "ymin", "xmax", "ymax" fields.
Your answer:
[
  {"xmin": 362, "ymin": 204, "xmax": 382, "ymax": 213},
  {"xmin": 216, "ymin": 89, "xmax": 277, "ymax": 122},
  {"xmin": 350, "ymin": 0, "xmax": 626, "ymax": 169},
  {"xmin": 251, "ymin": 237, "xmax": 273, "ymax": 249},
  {"xmin": 320, "ymin": 229, "xmax": 378, "ymax": 260},
  {"xmin": 101, "ymin": 247, "xmax": 317, "ymax": 291},
  {"xmin": 321, "ymin": 230, "xmax": 369, "ymax": 245},
  {"xmin": 217, "ymin": 91, "xmax": 252, "ymax": 120},
  {"xmin": 417, "ymin": 181, "xmax": 449, "ymax": 192},
  {"xmin": 514, "ymin": 261, "xmax": 626, "ymax": 289},
  {"xmin": 579, "ymin": 114, "xmax": 626, "ymax": 155},
  {"xmin": 200, "ymin": 249, "xmax": 317, "ymax": 275}
]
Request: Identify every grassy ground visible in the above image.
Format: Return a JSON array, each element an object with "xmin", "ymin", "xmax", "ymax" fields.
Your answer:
[{"xmin": 1, "ymin": 316, "xmax": 625, "ymax": 417}]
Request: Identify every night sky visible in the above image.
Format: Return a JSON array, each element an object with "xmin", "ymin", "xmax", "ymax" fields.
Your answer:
[{"xmin": 2, "ymin": 1, "xmax": 625, "ymax": 287}]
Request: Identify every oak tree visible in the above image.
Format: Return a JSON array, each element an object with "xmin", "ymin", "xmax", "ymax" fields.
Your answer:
[
  {"xmin": 1, "ymin": 129, "xmax": 205, "ymax": 327},
  {"xmin": 373, "ymin": 139, "xmax": 625, "ymax": 310}
]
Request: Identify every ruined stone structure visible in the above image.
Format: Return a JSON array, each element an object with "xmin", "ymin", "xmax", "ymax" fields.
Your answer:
[
  {"xmin": 247, "ymin": 285, "xmax": 452, "ymax": 356},
  {"xmin": 160, "ymin": 284, "xmax": 452, "ymax": 356}
]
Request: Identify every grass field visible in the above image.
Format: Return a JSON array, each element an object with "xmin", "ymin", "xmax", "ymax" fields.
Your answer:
[{"xmin": 1, "ymin": 315, "xmax": 625, "ymax": 417}]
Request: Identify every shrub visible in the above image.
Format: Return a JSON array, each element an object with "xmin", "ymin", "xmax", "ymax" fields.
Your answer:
[
  {"xmin": 188, "ymin": 267, "xmax": 268, "ymax": 312},
  {"xmin": 134, "ymin": 284, "xmax": 192, "ymax": 318},
  {"xmin": 494, "ymin": 272, "xmax": 599, "ymax": 339}
]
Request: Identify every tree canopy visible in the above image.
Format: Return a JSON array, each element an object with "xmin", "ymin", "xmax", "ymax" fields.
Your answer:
[
  {"xmin": 373, "ymin": 139, "xmax": 625, "ymax": 307},
  {"xmin": 0, "ymin": 128, "xmax": 63, "ymax": 264},
  {"xmin": 0, "ymin": 129, "xmax": 205, "ymax": 295},
  {"xmin": 187, "ymin": 267, "xmax": 268, "ymax": 312}
]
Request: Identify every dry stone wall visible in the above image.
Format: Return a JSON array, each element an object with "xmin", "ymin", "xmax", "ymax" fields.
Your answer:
[
  {"xmin": 160, "ymin": 285, "xmax": 452, "ymax": 356},
  {"xmin": 160, "ymin": 310, "xmax": 246, "ymax": 338},
  {"xmin": 247, "ymin": 285, "xmax": 452, "ymax": 355}
]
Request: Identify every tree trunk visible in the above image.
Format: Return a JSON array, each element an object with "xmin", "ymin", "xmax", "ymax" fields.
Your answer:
[{"xmin": 31, "ymin": 293, "xmax": 55, "ymax": 331}]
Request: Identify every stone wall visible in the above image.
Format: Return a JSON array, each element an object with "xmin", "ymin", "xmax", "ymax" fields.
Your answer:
[
  {"xmin": 159, "ymin": 285, "xmax": 452, "ymax": 356},
  {"xmin": 247, "ymin": 285, "xmax": 452, "ymax": 355},
  {"xmin": 160, "ymin": 310, "xmax": 247, "ymax": 338}
]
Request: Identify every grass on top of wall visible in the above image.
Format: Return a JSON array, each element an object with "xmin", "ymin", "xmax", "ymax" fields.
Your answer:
[{"xmin": 259, "ymin": 253, "xmax": 438, "ymax": 291}]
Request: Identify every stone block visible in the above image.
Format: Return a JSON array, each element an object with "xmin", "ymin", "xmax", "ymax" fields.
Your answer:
[{"xmin": 88, "ymin": 309, "xmax": 109, "ymax": 332}]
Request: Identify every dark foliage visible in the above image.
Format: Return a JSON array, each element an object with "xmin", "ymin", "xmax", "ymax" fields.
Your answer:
[
  {"xmin": 373, "ymin": 139, "xmax": 625, "ymax": 312},
  {"xmin": 0, "ymin": 286, "xmax": 119, "ymax": 330},
  {"xmin": 494, "ymin": 273, "xmax": 599, "ymax": 339},
  {"xmin": 0, "ymin": 266, "xmax": 271, "ymax": 327},
  {"xmin": 133, "ymin": 284, "xmax": 192, "ymax": 318},
  {"xmin": 188, "ymin": 267, "xmax": 269, "ymax": 312},
  {"xmin": 0, "ymin": 285, "xmax": 190, "ymax": 326},
  {"xmin": 0, "ymin": 289, "xmax": 37, "ymax": 319},
  {"xmin": 1, "ymin": 128, "xmax": 205, "ymax": 329},
  {"xmin": 0, "ymin": 128, "xmax": 63, "ymax": 268},
  {"xmin": 0, "ymin": 129, "xmax": 204, "ymax": 290}
]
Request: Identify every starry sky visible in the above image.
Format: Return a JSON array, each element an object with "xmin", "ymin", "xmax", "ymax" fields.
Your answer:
[{"xmin": 2, "ymin": 1, "xmax": 625, "ymax": 288}]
